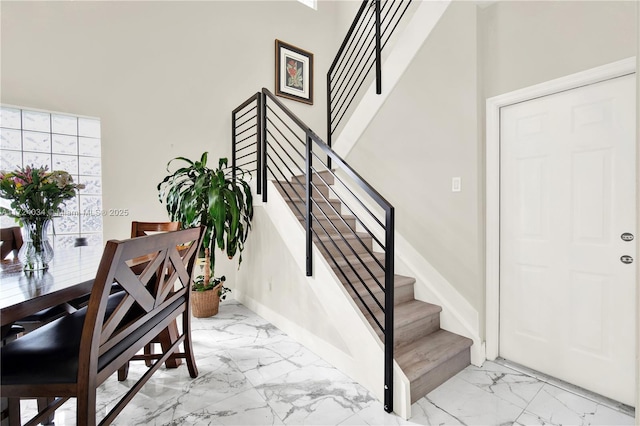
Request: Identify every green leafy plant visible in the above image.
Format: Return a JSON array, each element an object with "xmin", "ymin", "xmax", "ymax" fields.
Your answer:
[{"xmin": 157, "ymin": 153, "xmax": 253, "ymax": 293}]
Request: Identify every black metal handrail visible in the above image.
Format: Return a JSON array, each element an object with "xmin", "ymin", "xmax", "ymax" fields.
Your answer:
[
  {"xmin": 232, "ymin": 92, "xmax": 262, "ymax": 193},
  {"xmin": 327, "ymin": 0, "xmax": 413, "ymax": 152},
  {"xmin": 232, "ymin": 87, "xmax": 395, "ymax": 413}
]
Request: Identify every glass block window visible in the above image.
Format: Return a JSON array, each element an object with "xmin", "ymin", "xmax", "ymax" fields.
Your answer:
[{"xmin": 0, "ymin": 106, "xmax": 103, "ymax": 249}]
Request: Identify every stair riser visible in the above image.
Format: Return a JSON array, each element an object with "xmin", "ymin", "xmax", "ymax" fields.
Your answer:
[
  {"xmin": 288, "ymin": 200, "xmax": 343, "ymax": 217},
  {"xmin": 297, "ymin": 217, "xmax": 357, "ymax": 234},
  {"xmin": 287, "ymin": 183, "xmax": 331, "ymax": 199},
  {"xmin": 282, "ymin": 184, "xmax": 331, "ymax": 201},
  {"xmin": 291, "ymin": 171, "xmax": 335, "ymax": 185},
  {"xmin": 333, "ymin": 263, "xmax": 385, "ymax": 284},
  {"xmin": 362, "ymin": 310, "xmax": 441, "ymax": 349},
  {"xmin": 410, "ymin": 349, "xmax": 470, "ymax": 404},
  {"xmin": 345, "ymin": 282, "xmax": 415, "ymax": 308},
  {"xmin": 395, "ymin": 313, "xmax": 440, "ymax": 350}
]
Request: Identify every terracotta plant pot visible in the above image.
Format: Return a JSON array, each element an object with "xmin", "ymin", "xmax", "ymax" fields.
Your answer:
[{"xmin": 190, "ymin": 283, "xmax": 222, "ymax": 318}]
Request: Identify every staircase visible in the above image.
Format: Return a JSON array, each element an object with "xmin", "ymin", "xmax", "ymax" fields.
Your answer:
[
  {"xmin": 231, "ymin": 0, "xmax": 474, "ymax": 414},
  {"xmin": 276, "ymin": 171, "xmax": 472, "ymax": 403}
]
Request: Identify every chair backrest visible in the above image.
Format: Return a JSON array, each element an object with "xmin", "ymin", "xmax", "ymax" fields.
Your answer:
[
  {"xmin": 78, "ymin": 227, "xmax": 202, "ymax": 384},
  {"xmin": 0, "ymin": 227, "xmax": 23, "ymax": 260},
  {"xmin": 130, "ymin": 221, "xmax": 180, "ymax": 238}
]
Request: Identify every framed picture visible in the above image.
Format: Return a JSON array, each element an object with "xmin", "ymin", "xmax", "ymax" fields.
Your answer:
[{"xmin": 275, "ymin": 39, "xmax": 314, "ymax": 105}]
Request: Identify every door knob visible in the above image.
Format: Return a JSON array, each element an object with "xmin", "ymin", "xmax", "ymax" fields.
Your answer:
[
  {"xmin": 621, "ymin": 233, "xmax": 634, "ymax": 242},
  {"xmin": 620, "ymin": 255, "xmax": 633, "ymax": 264}
]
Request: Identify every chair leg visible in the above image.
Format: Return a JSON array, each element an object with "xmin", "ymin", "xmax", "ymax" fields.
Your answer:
[
  {"xmin": 36, "ymin": 398, "xmax": 55, "ymax": 425},
  {"xmin": 182, "ymin": 311, "xmax": 198, "ymax": 378},
  {"xmin": 7, "ymin": 399, "xmax": 20, "ymax": 426},
  {"xmin": 143, "ymin": 343, "xmax": 153, "ymax": 367},
  {"xmin": 77, "ymin": 387, "xmax": 97, "ymax": 426},
  {"xmin": 117, "ymin": 362, "xmax": 129, "ymax": 381},
  {"xmin": 158, "ymin": 321, "xmax": 182, "ymax": 368}
]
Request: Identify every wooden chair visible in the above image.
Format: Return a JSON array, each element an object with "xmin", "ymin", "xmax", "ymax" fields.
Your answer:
[
  {"xmin": 129, "ymin": 221, "xmax": 181, "ymax": 369},
  {"xmin": 1, "ymin": 227, "xmax": 203, "ymax": 426},
  {"xmin": 0, "ymin": 227, "xmax": 23, "ymax": 260},
  {"xmin": 1, "ymin": 227, "xmax": 26, "ymax": 343},
  {"xmin": 1, "ymin": 227, "xmax": 69, "ymax": 335},
  {"xmin": 131, "ymin": 221, "xmax": 180, "ymax": 238},
  {"xmin": 1, "ymin": 227, "xmax": 68, "ymax": 334}
]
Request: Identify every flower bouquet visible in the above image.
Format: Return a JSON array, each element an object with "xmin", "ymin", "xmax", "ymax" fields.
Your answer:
[{"xmin": 0, "ymin": 165, "xmax": 85, "ymax": 270}]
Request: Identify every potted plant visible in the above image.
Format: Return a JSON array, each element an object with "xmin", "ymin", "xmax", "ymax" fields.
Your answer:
[{"xmin": 157, "ymin": 153, "xmax": 253, "ymax": 317}]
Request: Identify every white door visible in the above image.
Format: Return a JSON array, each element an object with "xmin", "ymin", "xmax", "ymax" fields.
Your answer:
[{"xmin": 499, "ymin": 74, "xmax": 637, "ymax": 406}]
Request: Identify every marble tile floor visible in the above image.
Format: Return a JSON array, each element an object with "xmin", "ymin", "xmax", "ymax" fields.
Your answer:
[{"xmin": 19, "ymin": 299, "xmax": 635, "ymax": 425}]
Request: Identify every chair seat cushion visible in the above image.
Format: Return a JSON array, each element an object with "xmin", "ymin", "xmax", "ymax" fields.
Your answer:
[
  {"xmin": 16, "ymin": 304, "xmax": 68, "ymax": 324},
  {"xmin": 1, "ymin": 293, "xmax": 184, "ymax": 386}
]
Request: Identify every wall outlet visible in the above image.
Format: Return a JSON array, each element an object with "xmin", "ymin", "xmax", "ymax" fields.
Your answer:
[{"xmin": 452, "ymin": 177, "xmax": 462, "ymax": 192}]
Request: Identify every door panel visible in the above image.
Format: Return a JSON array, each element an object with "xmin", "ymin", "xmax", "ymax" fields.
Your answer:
[{"xmin": 500, "ymin": 74, "xmax": 636, "ymax": 406}]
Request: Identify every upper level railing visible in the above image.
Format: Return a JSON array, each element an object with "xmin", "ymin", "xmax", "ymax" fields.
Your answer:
[
  {"xmin": 327, "ymin": 0, "xmax": 413, "ymax": 150},
  {"xmin": 232, "ymin": 88, "xmax": 395, "ymax": 413}
]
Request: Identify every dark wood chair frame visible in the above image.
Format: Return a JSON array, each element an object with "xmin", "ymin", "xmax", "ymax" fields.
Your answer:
[
  {"xmin": 129, "ymin": 221, "xmax": 181, "ymax": 370},
  {"xmin": 1, "ymin": 227, "xmax": 203, "ymax": 426},
  {"xmin": 0, "ymin": 226, "xmax": 23, "ymax": 260}
]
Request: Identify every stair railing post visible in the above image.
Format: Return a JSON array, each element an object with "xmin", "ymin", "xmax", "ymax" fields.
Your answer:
[
  {"xmin": 256, "ymin": 92, "xmax": 262, "ymax": 195},
  {"xmin": 305, "ymin": 132, "xmax": 313, "ymax": 277},
  {"xmin": 261, "ymin": 90, "xmax": 268, "ymax": 203},
  {"xmin": 384, "ymin": 206, "xmax": 395, "ymax": 413},
  {"xmin": 326, "ymin": 72, "xmax": 332, "ymax": 171},
  {"xmin": 375, "ymin": 0, "xmax": 382, "ymax": 95},
  {"xmin": 231, "ymin": 109, "xmax": 237, "ymax": 182}
]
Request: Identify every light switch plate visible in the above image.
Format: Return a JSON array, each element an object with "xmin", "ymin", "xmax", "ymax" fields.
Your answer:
[{"xmin": 452, "ymin": 177, "xmax": 461, "ymax": 192}]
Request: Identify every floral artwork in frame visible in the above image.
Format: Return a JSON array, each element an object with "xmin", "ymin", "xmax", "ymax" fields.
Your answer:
[{"xmin": 275, "ymin": 39, "xmax": 314, "ymax": 105}]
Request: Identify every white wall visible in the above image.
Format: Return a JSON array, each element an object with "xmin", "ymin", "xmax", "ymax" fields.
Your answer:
[
  {"xmin": 345, "ymin": 1, "xmax": 483, "ymax": 322},
  {"xmin": 0, "ymin": 0, "xmax": 342, "ymax": 249},
  {"xmin": 481, "ymin": 0, "xmax": 638, "ymax": 98},
  {"xmin": 342, "ymin": 0, "xmax": 637, "ymax": 337}
]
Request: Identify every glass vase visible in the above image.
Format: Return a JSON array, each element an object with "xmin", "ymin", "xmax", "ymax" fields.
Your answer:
[{"xmin": 18, "ymin": 217, "xmax": 54, "ymax": 271}]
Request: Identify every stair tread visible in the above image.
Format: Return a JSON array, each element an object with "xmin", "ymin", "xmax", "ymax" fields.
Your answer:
[
  {"xmin": 396, "ymin": 329, "xmax": 473, "ymax": 380},
  {"xmin": 394, "ymin": 299, "xmax": 442, "ymax": 325}
]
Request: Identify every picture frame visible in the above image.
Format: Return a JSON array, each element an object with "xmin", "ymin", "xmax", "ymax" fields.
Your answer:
[{"xmin": 275, "ymin": 39, "xmax": 314, "ymax": 105}]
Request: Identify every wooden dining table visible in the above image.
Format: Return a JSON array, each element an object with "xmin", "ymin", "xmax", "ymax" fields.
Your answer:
[
  {"xmin": 0, "ymin": 245, "xmax": 182, "ymax": 368},
  {"xmin": 0, "ymin": 246, "xmax": 104, "ymax": 328}
]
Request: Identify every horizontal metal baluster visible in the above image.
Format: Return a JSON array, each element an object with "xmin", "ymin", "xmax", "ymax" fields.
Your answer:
[
  {"xmin": 310, "ymin": 155, "xmax": 386, "ymax": 247},
  {"xmin": 266, "ymin": 114, "xmax": 306, "ymax": 158},
  {"xmin": 309, "ymin": 218, "xmax": 386, "ymax": 328},
  {"xmin": 331, "ymin": 54, "xmax": 377, "ymax": 133},
  {"xmin": 235, "ymin": 141, "xmax": 257, "ymax": 152},
  {"xmin": 265, "ymin": 139, "xmax": 306, "ymax": 187},
  {"xmin": 330, "ymin": 12, "xmax": 376, "ymax": 106},
  {"xmin": 265, "ymin": 122, "xmax": 305, "ymax": 162},
  {"xmin": 236, "ymin": 151, "xmax": 257, "ymax": 162},
  {"xmin": 308, "ymin": 194, "xmax": 385, "ymax": 291},
  {"xmin": 329, "ymin": 2, "xmax": 374, "ymax": 85},
  {"xmin": 235, "ymin": 115, "xmax": 258, "ymax": 131}
]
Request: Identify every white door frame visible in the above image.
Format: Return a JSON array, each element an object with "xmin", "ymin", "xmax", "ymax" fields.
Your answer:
[{"xmin": 485, "ymin": 57, "xmax": 637, "ymax": 362}]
